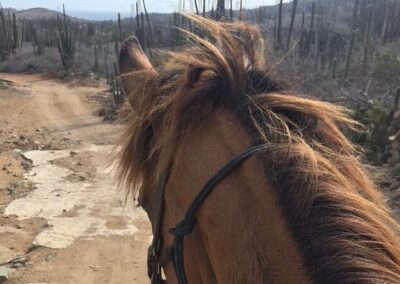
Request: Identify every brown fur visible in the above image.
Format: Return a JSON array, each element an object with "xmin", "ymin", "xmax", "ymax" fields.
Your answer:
[{"xmin": 118, "ymin": 16, "xmax": 400, "ymax": 283}]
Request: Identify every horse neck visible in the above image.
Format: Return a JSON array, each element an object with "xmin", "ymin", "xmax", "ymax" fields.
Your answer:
[{"xmin": 162, "ymin": 109, "xmax": 310, "ymax": 283}]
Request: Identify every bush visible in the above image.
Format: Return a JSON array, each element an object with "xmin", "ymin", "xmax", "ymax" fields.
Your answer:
[{"xmin": 374, "ymin": 50, "xmax": 400, "ymax": 86}]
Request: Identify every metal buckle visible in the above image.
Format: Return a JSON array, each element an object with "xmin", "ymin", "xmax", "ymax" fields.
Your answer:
[{"xmin": 148, "ymin": 243, "xmax": 166, "ymax": 284}]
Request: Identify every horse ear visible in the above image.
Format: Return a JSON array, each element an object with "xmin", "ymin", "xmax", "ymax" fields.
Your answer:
[{"xmin": 118, "ymin": 36, "xmax": 156, "ymax": 110}]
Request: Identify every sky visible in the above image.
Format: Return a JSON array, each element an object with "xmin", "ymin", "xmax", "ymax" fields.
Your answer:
[{"xmin": 1, "ymin": 0, "xmax": 287, "ymax": 14}]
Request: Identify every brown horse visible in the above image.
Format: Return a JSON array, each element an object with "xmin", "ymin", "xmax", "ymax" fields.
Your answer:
[{"xmin": 117, "ymin": 16, "xmax": 400, "ymax": 283}]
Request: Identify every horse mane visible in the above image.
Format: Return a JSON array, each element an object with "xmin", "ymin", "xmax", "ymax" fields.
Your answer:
[{"xmin": 118, "ymin": 16, "xmax": 400, "ymax": 283}]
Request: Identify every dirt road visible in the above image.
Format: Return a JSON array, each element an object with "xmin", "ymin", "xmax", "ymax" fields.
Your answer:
[{"xmin": 0, "ymin": 74, "xmax": 151, "ymax": 283}]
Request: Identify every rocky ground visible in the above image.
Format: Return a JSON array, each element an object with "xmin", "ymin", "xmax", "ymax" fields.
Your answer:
[{"xmin": 0, "ymin": 74, "xmax": 150, "ymax": 283}]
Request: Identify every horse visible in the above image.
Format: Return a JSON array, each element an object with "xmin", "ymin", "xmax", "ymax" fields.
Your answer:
[{"xmin": 117, "ymin": 16, "xmax": 400, "ymax": 283}]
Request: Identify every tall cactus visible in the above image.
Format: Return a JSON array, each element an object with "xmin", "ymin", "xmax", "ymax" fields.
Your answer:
[
  {"xmin": 286, "ymin": 0, "xmax": 298, "ymax": 51},
  {"xmin": 194, "ymin": 0, "xmax": 199, "ymax": 15},
  {"xmin": 94, "ymin": 45, "xmax": 99, "ymax": 72},
  {"xmin": 216, "ymin": 0, "xmax": 225, "ymax": 20},
  {"xmin": 276, "ymin": 0, "xmax": 283, "ymax": 50},
  {"xmin": 0, "ymin": 5, "xmax": 18, "ymax": 60},
  {"xmin": 239, "ymin": 0, "xmax": 243, "ymax": 20},
  {"xmin": 20, "ymin": 18, "xmax": 25, "ymax": 48},
  {"xmin": 230, "ymin": 0, "xmax": 233, "ymax": 20},
  {"xmin": 363, "ymin": 3, "xmax": 373, "ymax": 75},
  {"xmin": 12, "ymin": 13, "xmax": 18, "ymax": 49},
  {"xmin": 142, "ymin": 0, "xmax": 154, "ymax": 48},
  {"xmin": 381, "ymin": 0, "xmax": 389, "ymax": 45},
  {"xmin": 55, "ymin": 5, "xmax": 75, "ymax": 68},
  {"xmin": 118, "ymin": 13, "xmax": 123, "ymax": 44},
  {"xmin": 345, "ymin": 0, "xmax": 359, "ymax": 79},
  {"xmin": 305, "ymin": 2, "xmax": 316, "ymax": 56}
]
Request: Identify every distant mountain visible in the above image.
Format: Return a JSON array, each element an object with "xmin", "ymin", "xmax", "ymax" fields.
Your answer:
[
  {"xmin": 14, "ymin": 8, "xmax": 65, "ymax": 20},
  {"xmin": 5, "ymin": 7, "xmax": 88, "ymax": 22},
  {"xmin": 3, "ymin": 7, "xmax": 132, "ymax": 22}
]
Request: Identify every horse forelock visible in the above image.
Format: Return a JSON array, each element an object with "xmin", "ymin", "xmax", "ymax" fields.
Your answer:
[{"xmin": 117, "ymin": 15, "xmax": 400, "ymax": 283}]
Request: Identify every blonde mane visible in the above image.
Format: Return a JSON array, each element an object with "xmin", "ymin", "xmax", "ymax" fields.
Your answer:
[{"xmin": 118, "ymin": 16, "xmax": 400, "ymax": 283}]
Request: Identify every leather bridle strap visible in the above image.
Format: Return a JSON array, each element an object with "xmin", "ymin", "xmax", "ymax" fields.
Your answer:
[
  {"xmin": 148, "ymin": 171, "xmax": 170, "ymax": 283},
  {"xmin": 168, "ymin": 144, "xmax": 265, "ymax": 284}
]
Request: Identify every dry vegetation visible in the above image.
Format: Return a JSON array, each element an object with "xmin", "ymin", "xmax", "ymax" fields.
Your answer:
[{"xmin": 0, "ymin": 0, "xmax": 400, "ymax": 165}]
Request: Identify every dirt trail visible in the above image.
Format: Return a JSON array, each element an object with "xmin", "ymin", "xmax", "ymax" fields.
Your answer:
[{"xmin": 0, "ymin": 74, "xmax": 151, "ymax": 283}]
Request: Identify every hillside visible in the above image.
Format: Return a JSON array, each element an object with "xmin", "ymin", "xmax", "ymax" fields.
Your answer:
[{"xmin": 7, "ymin": 7, "xmax": 87, "ymax": 21}]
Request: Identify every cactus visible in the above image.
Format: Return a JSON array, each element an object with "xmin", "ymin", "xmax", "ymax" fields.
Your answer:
[
  {"xmin": 286, "ymin": 0, "xmax": 298, "ymax": 51},
  {"xmin": 194, "ymin": 0, "xmax": 199, "ymax": 15},
  {"xmin": 230, "ymin": 0, "xmax": 233, "ymax": 20},
  {"xmin": 332, "ymin": 58, "xmax": 337, "ymax": 79},
  {"xmin": 114, "ymin": 36, "xmax": 119, "ymax": 67},
  {"xmin": 0, "ymin": 5, "xmax": 18, "ymax": 60},
  {"xmin": 20, "ymin": 18, "xmax": 25, "ymax": 48},
  {"xmin": 363, "ymin": 3, "xmax": 373, "ymax": 75},
  {"xmin": 216, "ymin": 0, "xmax": 225, "ymax": 20},
  {"xmin": 55, "ymin": 5, "xmax": 75, "ymax": 68},
  {"xmin": 345, "ymin": 0, "xmax": 359, "ymax": 79},
  {"xmin": 298, "ymin": 9, "xmax": 306, "ymax": 58},
  {"xmin": 142, "ymin": 0, "xmax": 154, "ymax": 49},
  {"xmin": 239, "ymin": 0, "xmax": 243, "ymax": 21},
  {"xmin": 381, "ymin": 0, "xmax": 389, "ymax": 45},
  {"xmin": 104, "ymin": 43, "xmax": 109, "ymax": 78},
  {"xmin": 12, "ymin": 13, "xmax": 18, "ymax": 49},
  {"xmin": 305, "ymin": 2, "xmax": 316, "ymax": 56},
  {"xmin": 136, "ymin": 2, "xmax": 140, "ymax": 30},
  {"xmin": 276, "ymin": 0, "xmax": 283, "ymax": 50},
  {"xmin": 118, "ymin": 13, "xmax": 123, "ymax": 43},
  {"xmin": 94, "ymin": 45, "xmax": 99, "ymax": 72}
]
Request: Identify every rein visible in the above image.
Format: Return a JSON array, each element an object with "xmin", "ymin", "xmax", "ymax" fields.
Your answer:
[{"xmin": 148, "ymin": 144, "xmax": 265, "ymax": 284}]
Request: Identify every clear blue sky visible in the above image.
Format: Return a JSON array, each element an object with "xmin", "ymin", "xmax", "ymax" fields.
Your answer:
[{"xmin": 2, "ymin": 0, "xmax": 288, "ymax": 13}]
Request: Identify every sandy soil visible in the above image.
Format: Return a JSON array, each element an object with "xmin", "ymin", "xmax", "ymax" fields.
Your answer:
[{"xmin": 0, "ymin": 74, "xmax": 151, "ymax": 283}]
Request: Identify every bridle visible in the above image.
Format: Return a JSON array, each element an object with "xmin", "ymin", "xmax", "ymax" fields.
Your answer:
[{"xmin": 147, "ymin": 144, "xmax": 265, "ymax": 284}]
